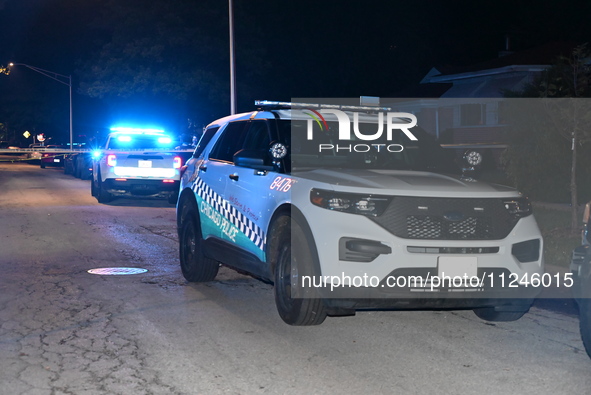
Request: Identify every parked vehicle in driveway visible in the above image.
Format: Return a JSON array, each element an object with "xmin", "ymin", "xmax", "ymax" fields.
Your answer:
[
  {"xmin": 570, "ymin": 202, "xmax": 591, "ymax": 359},
  {"xmin": 40, "ymin": 145, "xmax": 67, "ymax": 168},
  {"xmin": 176, "ymin": 100, "xmax": 545, "ymax": 326}
]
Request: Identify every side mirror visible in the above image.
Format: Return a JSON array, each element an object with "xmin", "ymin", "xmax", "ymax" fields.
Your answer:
[{"xmin": 234, "ymin": 149, "xmax": 273, "ymax": 171}]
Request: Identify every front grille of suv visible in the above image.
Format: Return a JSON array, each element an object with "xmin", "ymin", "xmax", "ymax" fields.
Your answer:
[{"xmin": 370, "ymin": 197, "xmax": 520, "ymax": 240}]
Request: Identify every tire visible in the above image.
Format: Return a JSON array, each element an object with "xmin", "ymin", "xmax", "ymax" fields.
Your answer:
[
  {"xmin": 579, "ymin": 298, "xmax": 591, "ymax": 358},
  {"xmin": 168, "ymin": 191, "xmax": 179, "ymax": 205},
  {"xmin": 81, "ymin": 166, "xmax": 91, "ymax": 180},
  {"xmin": 40, "ymin": 162, "xmax": 46, "ymax": 169},
  {"xmin": 473, "ymin": 305, "xmax": 529, "ymax": 322},
  {"xmin": 96, "ymin": 173, "xmax": 113, "ymax": 203},
  {"xmin": 272, "ymin": 214, "xmax": 327, "ymax": 326},
  {"xmin": 179, "ymin": 209, "xmax": 219, "ymax": 282}
]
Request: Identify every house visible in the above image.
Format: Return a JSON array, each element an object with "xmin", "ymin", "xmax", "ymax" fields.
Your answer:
[{"xmin": 388, "ymin": 41, "xmax": 577, "ymax": 145}]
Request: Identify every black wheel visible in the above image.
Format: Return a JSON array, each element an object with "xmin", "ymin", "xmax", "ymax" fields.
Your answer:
[
  {"xmin": 40, "ymin": 162, "xmax": 46, "ymax": 169},
  {"xmin": 91, "ymin": 175, "xmax": 97, "ymax": 197},
  {"xmin": 579, "ymin": 299, "xmax": 591, "ymax": 358},
  {"xmin": 81, "ymin": 166, "xmax": 92, "ymax": 180},
  {"xmin": 473, "ymin": 305, "xmax": 529, "ymax": 322},
  {"xmin": 272, "ymin": 214, "xmax": 327, "ymax": 326},
  {"xmin": 168, "ymin": 191, "xmax": 179, "ymax": 205},
  {"xmin": 96, "ymin": 173, "xmax": 113, "ymax": 203},
  {"xmin": 179, "ymin": 208, "xmax": 219, "ymax": 282},
  {"xmin": 74, "ymin": 164, "xmax": 81, "ymax": 178}
]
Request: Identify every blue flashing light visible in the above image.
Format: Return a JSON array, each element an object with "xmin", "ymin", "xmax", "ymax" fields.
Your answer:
[
  {"xmin": 157, "ymin": 137, "xmax": 172, "ymax": 144},
  {"xmin": 117, "ymin": 135, "xmax": 132, "ymax": 142},
  {"xmin": 92, "ymin": 150, "xmax": 102, "ymax": 159},
  {"xmin": 110, "ymin": 126, "xmax": 166, "ymax": 135}
]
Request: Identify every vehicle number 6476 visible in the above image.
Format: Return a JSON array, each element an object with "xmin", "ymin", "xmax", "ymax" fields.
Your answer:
[{"xmin": 270, "ymin": 176, "xmax": 296, "ymax": 192}]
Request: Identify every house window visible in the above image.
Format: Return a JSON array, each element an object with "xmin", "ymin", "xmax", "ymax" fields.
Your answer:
[{"xmin": 460, "ymin": 104, "xmax": 485, "ymax": 126}]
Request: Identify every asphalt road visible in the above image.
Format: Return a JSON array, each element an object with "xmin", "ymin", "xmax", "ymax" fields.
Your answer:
[{"xmin": 0, "ymin": 160, "xmax": 589, "ymax": 394}]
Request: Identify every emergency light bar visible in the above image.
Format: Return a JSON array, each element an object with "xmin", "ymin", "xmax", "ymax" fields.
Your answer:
[
  {"xmin": 254, "ymin": 100, "xmax": 392, "ymax": 112},
  {"xmin": 110, "ymin": 127, "xmax": 166, "ymax": 134}
]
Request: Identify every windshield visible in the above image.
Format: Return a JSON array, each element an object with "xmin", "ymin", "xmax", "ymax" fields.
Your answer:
[{"xmin": 277, "ymin": 119, "xmax": 458, "ymax": 174}]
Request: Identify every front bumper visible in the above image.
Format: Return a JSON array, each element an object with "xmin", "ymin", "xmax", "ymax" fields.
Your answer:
[{"xmin": 299, "ymin": 204, "xmax": 544, "ymax": 306}]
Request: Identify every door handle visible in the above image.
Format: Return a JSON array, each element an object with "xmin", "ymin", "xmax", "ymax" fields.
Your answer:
[
  {"xmin": 199, "ymin": 165, "xmax": 207, "ymax": 172},
  {"xmin": 229, "ymin": 173, "xmax": 239, "ymax": 181}
]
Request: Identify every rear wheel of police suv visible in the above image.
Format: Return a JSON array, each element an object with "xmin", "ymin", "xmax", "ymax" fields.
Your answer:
[
  {"xmin": 179, "ymin": 210, "xmax": 219, "ymax": 282},
  {"xmin": 91, "ymin": 176, "xmax": 97, "ymax": 197},
  {"xmin": 272, "ymin": 214, "xmax": 327, "ymax": 326},
  {"xmin": 96, "ymin": 172, "xmax": 113, "ymax": 203}
]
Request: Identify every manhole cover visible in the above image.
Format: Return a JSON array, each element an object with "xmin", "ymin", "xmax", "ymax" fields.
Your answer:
[{"xmin": 88, "ymin": 267, "xmax": 148, "ymax": 275}]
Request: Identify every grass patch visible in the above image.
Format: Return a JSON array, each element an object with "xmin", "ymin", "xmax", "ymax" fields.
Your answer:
[{"xmin": 532, "ymin": 204, "xmax": 582, "ymax": 268}]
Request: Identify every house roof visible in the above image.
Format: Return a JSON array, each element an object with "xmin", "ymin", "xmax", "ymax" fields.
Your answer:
[
  {"xmin": 390, "ymin": 82, "xmax": 453, "ymax": 98},
  {"xmin": 394, "ymin": 41, "xmax": 579, "ymax": 98},
  {"xmin": 432, "ymin": 41, "xmax": 577, "ymax": 78}
]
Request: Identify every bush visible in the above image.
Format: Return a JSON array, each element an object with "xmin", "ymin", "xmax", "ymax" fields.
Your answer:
[{"xmin": 502, "ymin": 99, "xmax": 591, "ymax": 203}]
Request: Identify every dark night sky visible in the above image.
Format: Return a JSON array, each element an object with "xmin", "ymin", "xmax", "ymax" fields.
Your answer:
[{"xmin": 1, "ymin": 0, "xmax": 590, "ymax": 143}]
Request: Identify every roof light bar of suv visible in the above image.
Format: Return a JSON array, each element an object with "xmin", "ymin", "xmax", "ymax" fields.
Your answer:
[{"xmin": 254, "ymin": 100, "xmax": 392, "ymax": 112}]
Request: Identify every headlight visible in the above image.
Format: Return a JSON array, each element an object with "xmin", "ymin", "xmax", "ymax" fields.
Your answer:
[
  {"xmin": 310, "ymin": 189, "xmax": 392, "ymax": 217},
  {"xmin": 502, "ymin": 197, "xmax": 532, "ymax": 218}
]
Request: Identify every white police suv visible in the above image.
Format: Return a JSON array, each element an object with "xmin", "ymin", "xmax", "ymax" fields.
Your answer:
[
  {"xmin": 92, "ymin": 128, "xmax": 190, "ymax": 203},
  {"xmin": 177, "ymin": 100, "xmax": 544, "ymax": 326}
]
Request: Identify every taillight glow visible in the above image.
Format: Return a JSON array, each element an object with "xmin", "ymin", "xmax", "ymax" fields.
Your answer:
[
  {"xmin": 163, "ymin": 179, "xmax": 175, "ymax": 183},
  {"xmin": 173, "ymin": 156, "xmax": 182, "ymax": 169},
  {"xmin": 107, "ymin": 154, "xmax": 117, "ymax": 167}
]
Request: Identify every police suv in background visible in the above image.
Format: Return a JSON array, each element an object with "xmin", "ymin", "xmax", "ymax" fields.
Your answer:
[
  {"xmin": 92, "ymin": 128, "xmax": 192, "ymax": 203},
  {"xmin": 177, "ymin": 100, "xmax": 544, "ymax": 326}
]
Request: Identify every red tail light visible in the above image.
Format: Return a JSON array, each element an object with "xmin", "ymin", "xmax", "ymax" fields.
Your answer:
[
  {"xmin": 173, "ymin": 156, "xmax": 182, "ymax": 169},
  {"xmin": 107, "ymin": 154, "xmax": 117, "ymax": 167}
]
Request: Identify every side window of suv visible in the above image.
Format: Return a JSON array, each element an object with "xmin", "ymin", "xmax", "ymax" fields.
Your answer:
[
  {"xmin": 209, "ymin": 121, "xmax": 248, "ymax": 163},
  {"xmin": 242, "ymin": 120, "xmax": 271, "ymax": 152},
  {"xmin": 193, "ymin": 127, "xmax": 219, "ymax": 158},
  {"xmin": 238, "ymin": 120, "xmax": 273, "ymax": 167}
]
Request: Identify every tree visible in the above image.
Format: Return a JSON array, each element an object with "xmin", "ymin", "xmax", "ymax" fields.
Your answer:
[
  {"xmin": 504, "ymin": 44, "xmax": 591, "ymax": 231},
  {"xmin": 76, "ymin": 0, "xmax": 267, "ymax": 129},
  {"xmin": 537, "ymin": 45, "xmax": 591, "ymax": 231}
]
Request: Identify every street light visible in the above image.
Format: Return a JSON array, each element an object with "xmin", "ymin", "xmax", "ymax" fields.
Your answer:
[
  {"xmin": 229, "ymin": 0, "xmax": 236, "ymax": 115},
  {"xmin": 8, "ymin": 63, "xmax": 73, "ymax": 151}
]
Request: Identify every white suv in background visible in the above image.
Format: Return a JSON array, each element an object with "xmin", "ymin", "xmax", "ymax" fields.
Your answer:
[
  {"xmin": 91, "ymin": 128, "xmax": 191, "ymax": 203},
  {"xmin": 176, "ymin": 101, "xmax": 544, "ymax": 326}
]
